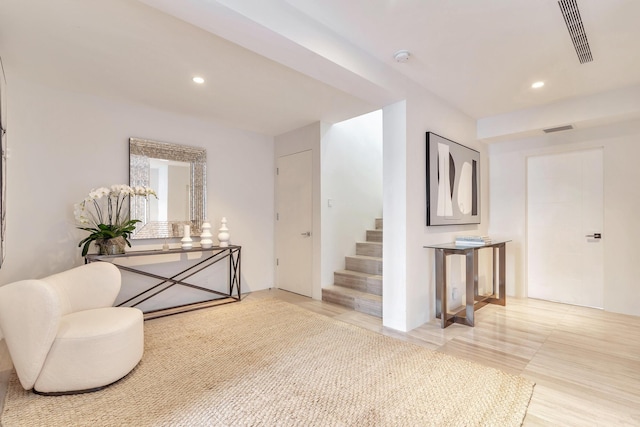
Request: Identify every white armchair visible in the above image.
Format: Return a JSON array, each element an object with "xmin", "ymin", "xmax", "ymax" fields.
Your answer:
[{"xmin": 0, "ymin": 262, "xmax": 143, "ymax": 394}]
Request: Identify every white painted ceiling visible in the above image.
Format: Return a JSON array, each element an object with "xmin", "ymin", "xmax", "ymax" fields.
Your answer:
[{"xmin": 1, "ymin": 0, "xmax": 639, "ymax": 136}]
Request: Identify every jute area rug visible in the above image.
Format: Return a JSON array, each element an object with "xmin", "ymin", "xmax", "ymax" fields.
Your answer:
[{"xmin": 1, "ymin": 299, "xmax": 534, "ymax": 426}]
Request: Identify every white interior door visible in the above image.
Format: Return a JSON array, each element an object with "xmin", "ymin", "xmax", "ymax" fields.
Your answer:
[
  {"xmin": 276, "ymin": 150, "xmax": 313, "ymax": 297},
  {"xmin": 527, "ymin": 148, "xmax": 603, "ymax": 308}
]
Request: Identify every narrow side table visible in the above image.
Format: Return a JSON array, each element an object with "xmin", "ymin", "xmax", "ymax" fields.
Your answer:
[{"xmin": 423, "ymin": 241, "xmax": 509, "ymax": 328}]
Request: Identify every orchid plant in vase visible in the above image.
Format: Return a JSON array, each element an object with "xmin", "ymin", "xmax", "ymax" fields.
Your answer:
[{"xmin": 75, "ymin": 184, "xmax": 157, "ymax": 256}]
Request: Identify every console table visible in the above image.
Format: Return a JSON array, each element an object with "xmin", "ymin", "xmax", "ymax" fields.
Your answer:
[
  {"xmin": 423, "ymin": 241, "xmax": 509, "ymax": 328},
  {"xmin": 86, "ymin": 245, "xmax": 241, "ymax": 319}
]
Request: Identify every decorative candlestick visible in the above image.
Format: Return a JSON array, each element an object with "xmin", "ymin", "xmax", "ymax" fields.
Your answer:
[
  {"xmin": 217, "ymin": 217, "xmax": 230, "ymax": 247},
  {"xmin": 200, "ymin": 220, "xmax": 213, "ymax": 249},
  {"xmin": 181, "ymin": 224, "xmax": 193, "ymax": 249}
]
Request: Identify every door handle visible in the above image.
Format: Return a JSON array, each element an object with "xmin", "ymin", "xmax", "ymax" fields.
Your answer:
[
  {"xmin": 585, "ymin": 233, "xmax": 602, "ymax": 239},
  {"xmin": 300, "ymin": 231, "xmax": 311, "ymax": 237}
]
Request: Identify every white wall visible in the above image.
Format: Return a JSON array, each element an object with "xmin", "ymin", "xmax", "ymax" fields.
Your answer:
[
  {"xmin": 274, "ymin": 122, "xmax": 322, "ymax": 300},
  {"xmin": 0, "ymin": 76, "xmax": 275, "ymax": 303},
  {"xmin": 382, "ymin": 100, "xmax": 408, "ymax": 330},
  {"xmin": 321, "ymin": 110, "xmax": 383, "ymax": 287},
  {"xmin": 488, "ymin": 119, "xmax": 640, "ymax": 316},
  {"xmin": 383, "ymin": 88, "xmax": 489, "ymax": 332}
]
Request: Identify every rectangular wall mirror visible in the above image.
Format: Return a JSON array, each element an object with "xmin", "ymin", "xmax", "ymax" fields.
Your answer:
[{"xmin": 129, "ymin": 138, "xmax": 207, "ymax": 239}]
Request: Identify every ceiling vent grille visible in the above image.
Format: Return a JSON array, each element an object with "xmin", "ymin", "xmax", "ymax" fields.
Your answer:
[
  {"xmin": 543, "ymin": 125, "xmax": 574, "ymax": 133},
  {"xmin": 558, "ymin": 0, "xmax": 593, "ymax": 63}
]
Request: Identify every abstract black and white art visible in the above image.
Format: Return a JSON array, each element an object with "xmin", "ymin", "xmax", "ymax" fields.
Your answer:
[{"xmin": 426, "ymin": 132, "xmax": 480, "ymax": 226}]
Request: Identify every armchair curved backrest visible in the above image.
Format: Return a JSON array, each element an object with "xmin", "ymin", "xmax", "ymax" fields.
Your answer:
[
  {"xmin": 41, "ymin": 262, "xmax": 121, "ymax": 315},
  {"xmin": 0, "ymin": 262, "xmax": 122, "ymax": 390}
]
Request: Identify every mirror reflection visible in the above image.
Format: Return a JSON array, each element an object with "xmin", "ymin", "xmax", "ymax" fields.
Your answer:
[
  {"xmin": 149, "ymin": 158, "xmax": 191, "ymax": 222},
  {"xmin": 129, "ymin": 138, "xmax": 206, "ymax": 239}
]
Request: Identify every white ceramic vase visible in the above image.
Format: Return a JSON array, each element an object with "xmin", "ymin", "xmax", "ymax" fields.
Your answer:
[
  {"xmin": 181, "ymin": 224, "xmax": 193, "ymax": 249},
  {"xmin": 217, "ymin": 217, "xmax": 230, "ymax": 247},
  {"xmin": 200, "ymin": 221, "xmax": 213, "ymax": 249}
]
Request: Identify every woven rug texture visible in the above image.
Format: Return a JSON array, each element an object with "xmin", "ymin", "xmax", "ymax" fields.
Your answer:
[{"xmin": 1, "ymin": 299, "xmax": 534, "ymax": 426}]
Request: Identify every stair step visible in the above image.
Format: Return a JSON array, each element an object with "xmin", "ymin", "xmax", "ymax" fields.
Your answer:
[
  {"xmin": 366, "ymin": 229, "xmax": 382, "ymax": 243},
  {"xmin": 334, "ymin": 269, "xmax": 382, "ymax": 295},
  {"xmin": 345, "ymin": 255, "xmax": 382, "ymax": 275},
  {"xmin": 322, "ymin": 285, "xmax": 382, "ymax": 318},
  {"xmin": 375, "ymin": 218, "xmax": 383, "ymax": 230},
  {"xmin": 356, "ymin": 241, "xmax": 382, "ymax": 257}
]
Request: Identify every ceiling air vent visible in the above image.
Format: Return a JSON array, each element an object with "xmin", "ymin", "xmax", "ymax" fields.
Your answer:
[
  {"xmin": 543, "ymin": 125, "xmax": 574, "ymax": 133},
  {"xmin": 558, "ymin": 0, "xmax": 593, "ymax": 63}
]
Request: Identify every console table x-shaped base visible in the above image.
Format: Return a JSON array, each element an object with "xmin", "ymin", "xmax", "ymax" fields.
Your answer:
[{"xmin": 86, "ymin": 245, "xmax": 241, "ymax": 319}]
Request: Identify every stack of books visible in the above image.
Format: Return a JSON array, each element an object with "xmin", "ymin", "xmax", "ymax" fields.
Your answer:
[{"xmin": 455, "ymin": 235, "xmax": 492, "ymax": 246}]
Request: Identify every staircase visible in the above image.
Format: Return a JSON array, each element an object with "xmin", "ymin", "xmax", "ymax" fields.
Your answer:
[{"xmin": 322, "ymin": 218, "xmax": 383, "ymax": 317}]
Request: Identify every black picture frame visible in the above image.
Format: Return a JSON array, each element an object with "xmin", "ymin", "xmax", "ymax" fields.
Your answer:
[{"xmin": 426, "ymin": 132, "xmax": 480, "ymax": 226}]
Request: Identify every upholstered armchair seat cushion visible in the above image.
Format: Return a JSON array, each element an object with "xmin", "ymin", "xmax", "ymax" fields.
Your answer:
[{"xmin": 35, "ymin": 306, "xmax": 143, "ymax": 393}]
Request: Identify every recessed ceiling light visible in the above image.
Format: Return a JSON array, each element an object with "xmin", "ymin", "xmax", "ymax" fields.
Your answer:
[
  {"xmin": 192, "ymin": 76, "xmax": 205, "ymax": 84},
  {"xmin": 531, "ymin": 81, "xmax": 545, "ymax": 89}
]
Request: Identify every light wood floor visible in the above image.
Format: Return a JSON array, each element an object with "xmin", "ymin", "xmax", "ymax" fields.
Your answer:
[{"xmin": 1, "ymin": 289, "xmax": 639, "ymax": 426}]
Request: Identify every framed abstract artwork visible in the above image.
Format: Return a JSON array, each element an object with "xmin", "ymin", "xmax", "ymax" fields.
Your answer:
[{"xmin": 426, "ymin": 132, "xmax": 480, "ymax": 226}]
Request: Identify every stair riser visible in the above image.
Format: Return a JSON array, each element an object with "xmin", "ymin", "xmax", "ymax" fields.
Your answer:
[
  {"xmin": 355, "ymin": 298, "xmax": 382, "ymax": 318},
  {"xmin": 334, "ymin": 272, "xmax": 382, "ymax": 296},
  {"xmin": 345, "ymin": 257, "xmax": 382, "ymax": 275},
  {"xmin": 375, "ymin": 218, "xmax": 383, "ymax": 230},
  {"xmin": 366, "ymin": 230, "xmax": 382, "ymax": 243},
  {"xmin": 322, "ymin": 289, "xmax": 382, "ymax": 318},
  {"xmin": 356, "ymin": 242, "xmax": 382, "ymax": 257}
]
